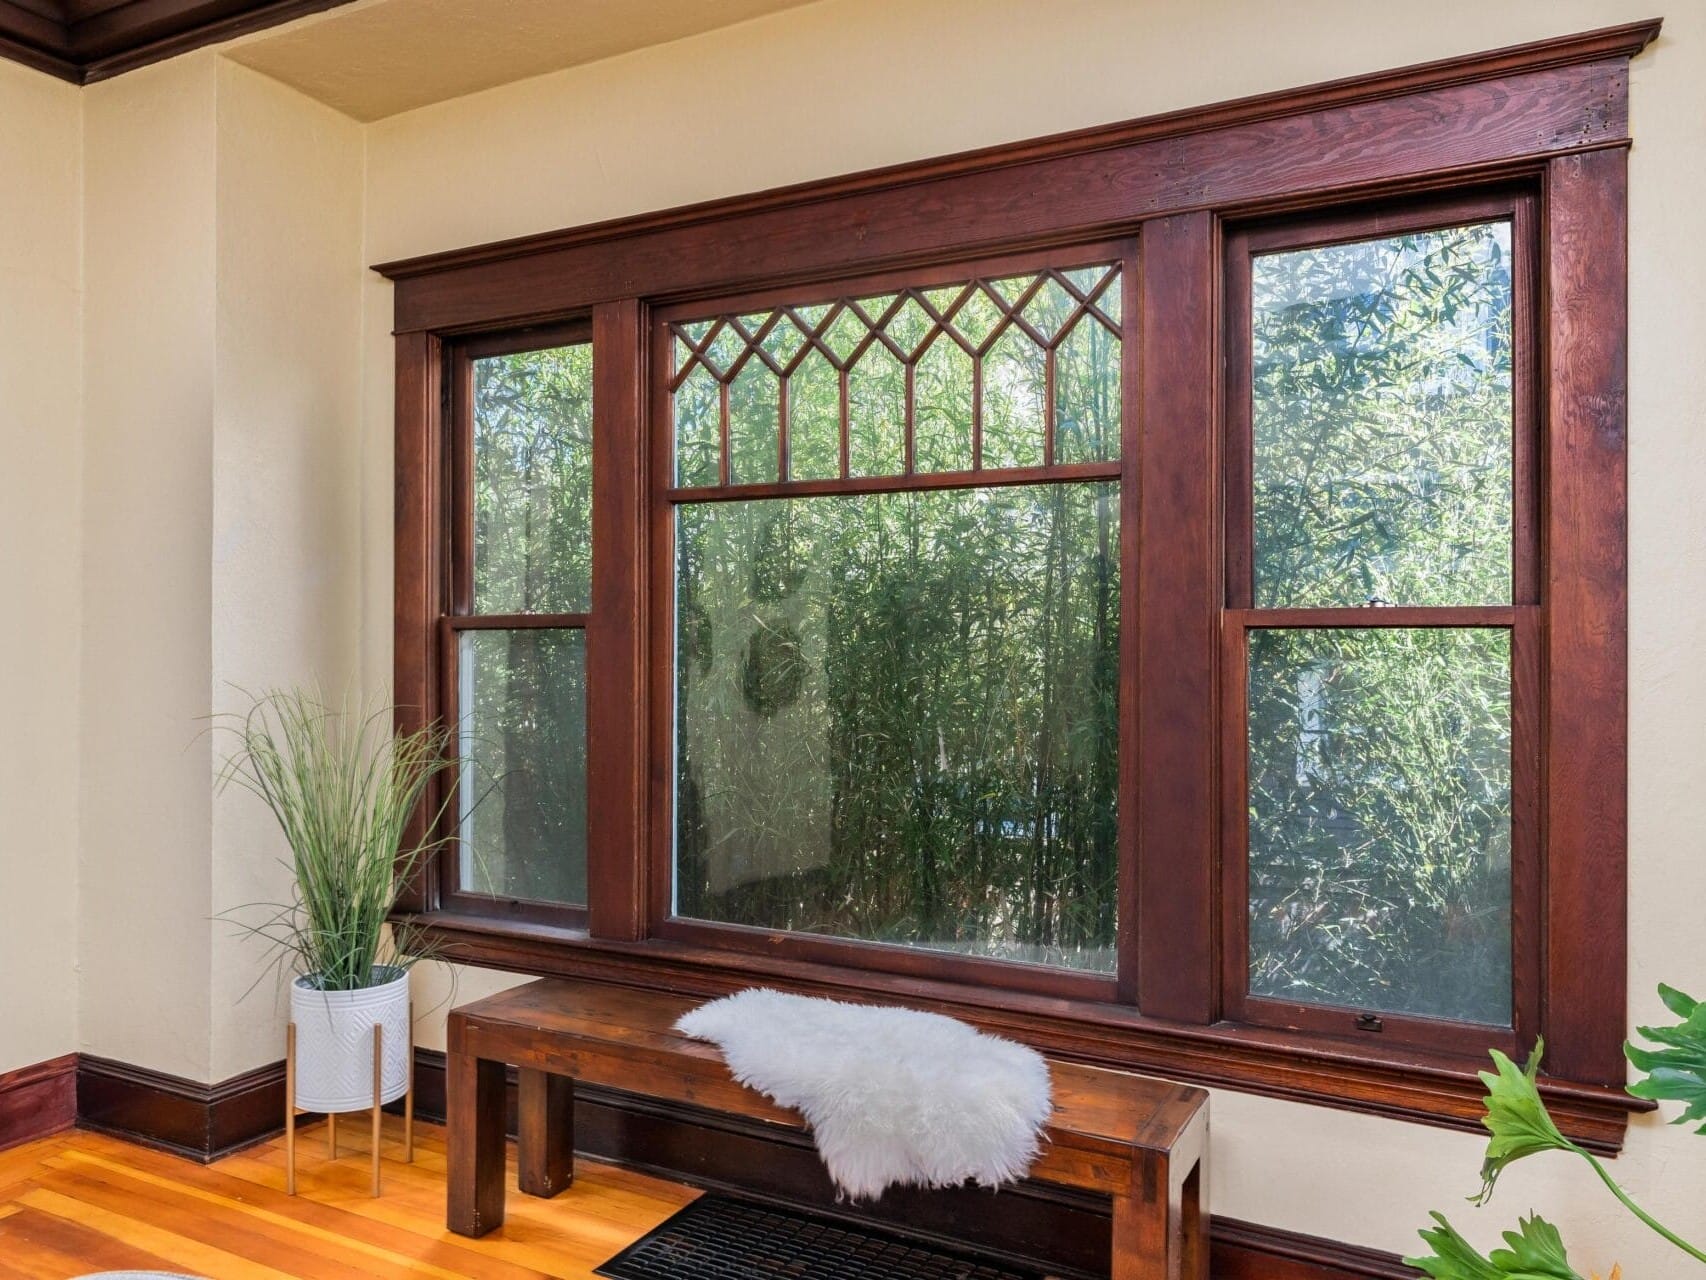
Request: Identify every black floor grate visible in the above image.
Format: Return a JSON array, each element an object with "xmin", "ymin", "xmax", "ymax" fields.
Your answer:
[{"xmin": 596, "ymin": 1193, "xmax": 1048, "ymax": 1280}]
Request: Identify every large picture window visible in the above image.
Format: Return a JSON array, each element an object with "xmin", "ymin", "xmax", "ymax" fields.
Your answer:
[
  {"xmin": 386, "ymin": 22, "xmax": 1648, "ymax": 1144},
  {"xmin": 659, "ymin": 254, "xmax": 1128, "ymax": 982}
]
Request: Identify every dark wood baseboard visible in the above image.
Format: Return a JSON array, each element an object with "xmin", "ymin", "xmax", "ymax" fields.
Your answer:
[
  {"xmin": 0, "ymin": 1053, "xmax": 78, "ymax": 1152},
  {"xmin": 410, "ymin": 1047, "xmax": 1416, "ymax": 1280},
  {"xmin": 76, "ymin": 1053, "xmax": 295, "ymax": 1162}
]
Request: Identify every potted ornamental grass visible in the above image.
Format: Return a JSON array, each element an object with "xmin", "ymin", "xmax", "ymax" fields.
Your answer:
[{"xmin": 219, "ymin": 688, "xmax": 454, "ymax": 1114}]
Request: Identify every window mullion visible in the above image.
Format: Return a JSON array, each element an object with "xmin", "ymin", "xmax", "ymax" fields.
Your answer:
[
  {"xmin": 1133, "ymin": 212, "xmax": 1219, "ymax": 1021},
  {"xmin": 586, "ymin": 298, "xmax": 649, "ymax": 943}
]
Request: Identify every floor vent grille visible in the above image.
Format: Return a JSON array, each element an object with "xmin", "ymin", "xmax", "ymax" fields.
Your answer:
[{"xmin": 597, "ymin": 1192, "xmax": 1048, "ymax": 1280}]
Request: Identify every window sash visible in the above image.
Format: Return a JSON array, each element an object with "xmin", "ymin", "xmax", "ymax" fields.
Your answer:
[
  {"xmin": 1219, "ymin": 192, "xmax": 1542, "ymax": 1050},
  {"xmin": 645, "ymin": 245, "xmax": 1139, "ymax": 999},
  {"xmin": 436, "ymin": 322, "xmax": 597, "ymax": 928}
]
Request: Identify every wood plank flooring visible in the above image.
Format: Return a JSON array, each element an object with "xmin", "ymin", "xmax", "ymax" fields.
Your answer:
[{"xmin": 0, "ymin": 1123, "xmax": 697, "ymax": 1278}]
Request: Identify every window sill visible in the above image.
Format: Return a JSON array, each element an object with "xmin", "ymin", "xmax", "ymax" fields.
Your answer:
[{"xmin": 399, "ymin": 909, "xmax": 1649, "ymax": 1153}]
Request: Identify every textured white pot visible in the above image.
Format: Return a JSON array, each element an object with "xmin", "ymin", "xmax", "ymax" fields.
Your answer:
[{"xmin": 290, "ymin": 966, "xmax": 411, "ymax": 1113}]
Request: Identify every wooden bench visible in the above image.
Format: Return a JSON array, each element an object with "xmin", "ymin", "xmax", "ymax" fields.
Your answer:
[{"xmin": 446, "ymin": 978, "xmax": 1209, "ymax": 1279}]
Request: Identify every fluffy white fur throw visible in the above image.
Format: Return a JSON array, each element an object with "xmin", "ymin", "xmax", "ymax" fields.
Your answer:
[{"xmin": 676, "ymin": 988, "xmax": 1052, "ymax": 1200}]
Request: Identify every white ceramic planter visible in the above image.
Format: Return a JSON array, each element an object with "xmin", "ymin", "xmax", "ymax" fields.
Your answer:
[{"xmin": 289, "ymin": 966, "xmax": 411, "ymax": 1113}]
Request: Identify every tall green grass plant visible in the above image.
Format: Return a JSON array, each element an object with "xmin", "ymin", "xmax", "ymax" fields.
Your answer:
[{"xmin": 218, "ymin": 688, "xmax": 454, "ymax": 992}]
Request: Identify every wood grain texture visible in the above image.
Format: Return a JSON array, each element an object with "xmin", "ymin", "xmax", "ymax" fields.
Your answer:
[
  {"xmin": 391, "ymin": 331, "xmax": 444, "ymax": 916},
  {"xmin": 378, "ymin": 20, "xmax": 1660, "ymax": 277},
  {"xmin": 1542, "ymin": 146, "xmax": 1630, "ymax": 1085},
  {"xmin": 0, "ymin": 1125, "xmax": 1411, "ymax": 1280},
  {"xmin": 0, "ymin": 1056, "xmax": 76, "ymax": 1153},
  {"xmin": 383, "ymin": 53, "xmax": 1647, "ymax": 335},
  {"xmin": 408, "ymin": 914, "xmax": 1646, "ymax": 1151},
  {"xmin": 388, "ymin": 25, "xmax": 1651, "ymax": 1150},
  {"xmin": 587, "ymin": 298, "xmax": 650, "ymax": 943},
  {"xmin": 0, "ymin": 1127, "xmax": 691, "ymax": 1280},
  {"xmin": 76, "ymin": 1053, "xmax": 292, "ymax": 1162},
  {"xmin": 1134, "ymin": 211, "xmax": 1219, "ymax": 1023},
  {"xmin": 445, "ymin": 979, "xmax": 1207, "ymax": 1276}
]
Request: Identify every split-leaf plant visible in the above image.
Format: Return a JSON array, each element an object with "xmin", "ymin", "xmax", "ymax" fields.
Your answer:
[{"xmin": 1407, "ymin": 984, "xmax": 1706, "ymax": 1278}]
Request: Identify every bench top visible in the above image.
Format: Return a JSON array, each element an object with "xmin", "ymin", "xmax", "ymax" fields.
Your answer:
[{"xmin": 452, "ymin": 977, "xmax": 1207, "ymax": 1162}]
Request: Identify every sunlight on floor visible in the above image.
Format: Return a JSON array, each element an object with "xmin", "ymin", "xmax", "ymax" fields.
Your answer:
[{"xmin": 0, "ymin": 1123, "xmax": 697, "ymax": 1279}]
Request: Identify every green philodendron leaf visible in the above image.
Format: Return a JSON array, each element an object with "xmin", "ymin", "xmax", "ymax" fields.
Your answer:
[
  {"xmin": 1406, "ymin": 1212, "xmax": 1585, "ymax": 1280},
  {"xmin": 1475, "ymin": 1040, "xmax": 1574, "ymax": 1205},
  {"xmin": 1626, "ymin": 984, "xmax": 1706, "ymax": 1132}
]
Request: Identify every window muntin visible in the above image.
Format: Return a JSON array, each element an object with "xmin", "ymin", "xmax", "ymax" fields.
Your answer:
[
  {"xmin": 667, "ymin": 263, "xmax": 1122, "ymax": 489},
  {"xmin": 662, "ymin": 252, "xmax": 1127, "ymax": 978},
  {"xmin": 1227, "ymin": 202, "xmax": 1535, "ymax": 1042},
  {"xmin": 446, "ymin": 334, "xmax": 595, "ymax": 914}
]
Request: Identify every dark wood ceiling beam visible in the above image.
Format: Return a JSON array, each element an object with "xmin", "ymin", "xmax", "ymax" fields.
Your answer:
[
  {"xmin": 0, "ymin": 0, "xmax": 358, "ymax": 84},
  {"xmin": 0, "ymin": 1, "xmax": 76, "ymax": 80}
]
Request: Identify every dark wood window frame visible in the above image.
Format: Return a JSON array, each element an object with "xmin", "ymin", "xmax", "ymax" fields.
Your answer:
[{"xmin": 381, "ymin": 19, "xmax": 1659, "ymax": 1150}]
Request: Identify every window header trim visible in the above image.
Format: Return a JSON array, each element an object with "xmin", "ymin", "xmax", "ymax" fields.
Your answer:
[{"xmin": 374, "ymin": 21, "xmax": 1657, "ymax": 336}]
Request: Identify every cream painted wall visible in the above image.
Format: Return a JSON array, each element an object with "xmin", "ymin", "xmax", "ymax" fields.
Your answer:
[
  {"xmin": 0, "ymin": 61, "xmax": 83, "ymax": 1077},
  {"xmin": 78, "ymin": 54, "xmax": 366, "ymax": 1082},
  {"xmin": 208, "ymin": 59, "xmax": 366, "ymax": 1082},
  {"xmin": 360, "ymin": 1, "xmax": 1706, "ymax": 1270},
  {"xmin": 81, "ymin": 55, "xmax": 220, "ymax": 1083}
]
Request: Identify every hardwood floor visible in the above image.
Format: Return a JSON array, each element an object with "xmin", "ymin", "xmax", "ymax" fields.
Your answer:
[{"xmin": 0, "ymin": 1123, "xmax": 697, "ymax": 1278}]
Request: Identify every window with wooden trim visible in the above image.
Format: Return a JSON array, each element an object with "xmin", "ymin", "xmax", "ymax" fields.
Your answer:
[
  {"xmin": 443, "ymin": 326, "xmax": 594, "ymax": 922},
  {"xmin": 658, "ymin": 250, "xmax": 1130, "ymax": 990},
  {"xmin": 386, "ymin": 21, "xmax": 1654, "ymax": 1144},
  {"xmin": 1223, "ymin": 194, "xmax": 1538, "ymax": 1052}
]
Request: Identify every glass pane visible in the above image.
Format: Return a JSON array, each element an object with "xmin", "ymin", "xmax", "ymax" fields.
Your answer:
[
  {"xmin": 982, "ymin": 325, "xmax": 1045, "ymax": 469},
  {"xmin": 787, "ymin": 351, "xmax": 841, "ymax": 481},
  {"xmin": 729, "ymin": 359, "xmax": 779, "ymax": 485},
  {"xmin": 1251, "ymin": 221, "xmax": 1513, "ymax": 607},
  {"xmin": 473, "ymin": 343, "xmax": 594, "ymax": 613},
  {"xmin": 674, "ymin": 483, "xmax": 1121, "ymax": 971},
  {"xmin": 847, "ymin": 344, "xmax": 905, "ymax": 477},
  {"xmin": 673, "ymin": 361, "xmax": 721, "ymax": 488},
  {"xmin": 458, "ymin": 628, "xmax": 588, "ymax": 905},
  {"xmin": 1055, "ymin": 313, "xmax": 1121, "ymax": 464},
  {"xmin": 914, "ymin": 336, "xmax": 974, "ymax": 473},
  {"xmin": 1246, "ymin": 627, "xmax": 1512, "ymax": 1024}
]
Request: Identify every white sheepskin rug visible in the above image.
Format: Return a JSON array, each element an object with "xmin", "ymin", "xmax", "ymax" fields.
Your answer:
[{"xmin": 676, "ymin": 988, "xmax": 1052, "ymax": 1200}]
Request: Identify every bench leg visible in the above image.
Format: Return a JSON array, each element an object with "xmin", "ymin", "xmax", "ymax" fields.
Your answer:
[
  {"xmin": 447, "ymin": 1051, "xmax": 507, "ymax": 1237},
  {"xmin": 518, "ymin": 1068, "xmax": 575, "ymax": 1198},
  {"xmin": 1112, "ymin": 1149, "xmax": 1204, "ymax": 1280},
  {"xmin": 1178, "ymin": 1154, "xmax": 1207, "ymax": 1280}
]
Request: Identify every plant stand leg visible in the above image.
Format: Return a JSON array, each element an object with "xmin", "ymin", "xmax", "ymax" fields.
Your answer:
[
  {"xmin": 404, "ymin": 1001, "xmax": 415, "ymax": 1164},
  {"xmin": 371, "ymin": 1023, "xmax": 383, "ymax": 1198},
  {"xmin": 285, "ymin": 1022, "xmax": 297, "ymax": 1196}
]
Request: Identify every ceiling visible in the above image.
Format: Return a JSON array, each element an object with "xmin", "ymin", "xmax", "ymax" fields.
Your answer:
[
  {"xmin": 0, "ymin": 0, "xmax": 821, "ymax": 111},
  {"xmin": 226, "ymin": 0, "xmax": 821, "ymax": 121}
]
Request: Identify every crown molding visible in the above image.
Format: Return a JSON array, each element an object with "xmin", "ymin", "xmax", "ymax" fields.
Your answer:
[{"xmin": 0, "ymin": 0, "xmax": 357, "ymax": 84}]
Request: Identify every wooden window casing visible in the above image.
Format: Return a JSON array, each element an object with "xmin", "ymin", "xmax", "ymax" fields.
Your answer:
[
  {"xmin": 1221, "ymin": 189, "xmax": 1543, "ymax": 1057},
  {"xmin": 383, "ymin": 20, "xmax": 1658, "ymax": 1148},
  {"xmin": 648, "ymin": 243, "xmax": 1136, "ymax": 1003}
]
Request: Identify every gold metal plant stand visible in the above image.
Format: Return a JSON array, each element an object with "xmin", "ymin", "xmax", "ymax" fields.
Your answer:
[{"xmin": 284, "ymin": 1002, "xmax": 415, "ymax": 1197}]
